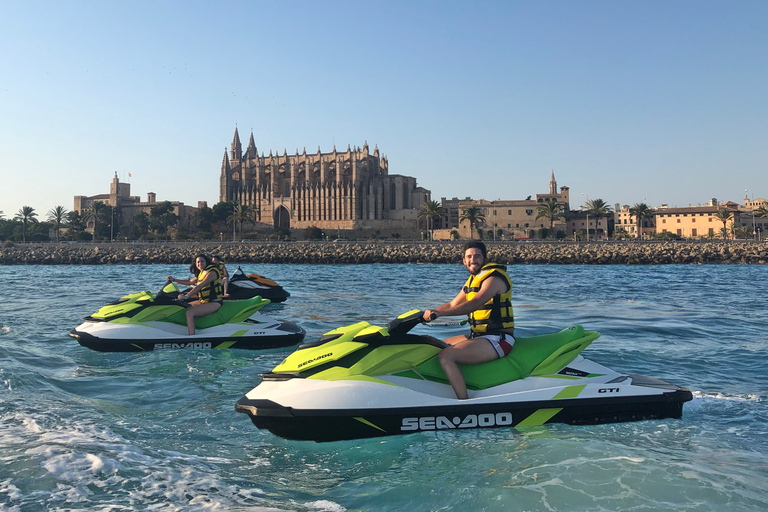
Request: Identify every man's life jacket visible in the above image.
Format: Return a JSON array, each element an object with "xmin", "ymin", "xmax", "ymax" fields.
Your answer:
[{"xmin": 463, "ymin": 263, "xmax": 514, "ymax": 334}]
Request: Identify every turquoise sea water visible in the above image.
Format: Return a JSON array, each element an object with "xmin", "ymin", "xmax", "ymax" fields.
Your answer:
[{"xmin": 0, "ymin": 263, "xmax": 766, "ymax": 511}]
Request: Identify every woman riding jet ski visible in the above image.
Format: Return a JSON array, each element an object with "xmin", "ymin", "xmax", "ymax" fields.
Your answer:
[
  {"xmin": 70, "ymin": 281, "xmax": 305, "ymax": 352},
  {"xmin": 235, "ymin": 310, "xmax": 693, "ymax": 442}
]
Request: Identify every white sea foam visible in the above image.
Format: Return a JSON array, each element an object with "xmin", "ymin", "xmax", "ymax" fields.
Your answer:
[
  {"xmin": 0, "ymin": 325, "xmax": 10, "ymax": 335},
  {"xmin": 693, "ymin": 390, "xmax": 764, "ymax": 402}
]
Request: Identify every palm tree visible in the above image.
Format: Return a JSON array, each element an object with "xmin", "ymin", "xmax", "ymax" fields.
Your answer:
[
  {"xmin": 754, "ymin": 201, "xmax": 768, "ymax": 219},
  {"xmin": 628, "ymin": 203, "xmax": 653, "ymax": 239},
  {"xmin": 14, "ymin": 206, "xmax": 38, "ymax": 242},
  {"xmin": 47, "ymin": 205, "xmax": 69, "ymax": 242},
  {"xmin": 733, "ymin": 225, "xmax": 753, "ymax": 239},
  {"xmin": 418, "ymin": 200, "xmax": 447, "ymax": 241},
  {"xmin": 82, "ymin": 201, "xmax": 107, "ymax": 240},
  {"xmin": 227, "ymin": 204, "xmax": 251, "ymax": 239},
  {"xmin": 459, "ymin": 206, "xmax": 486, "ymax": 240},
  {"xmin": 713, "ymin": 208, "xmax": 733, "ymax": 240},
  {"xmin": 535, "ymin": 199, "xmax": 566, "ymax": 237},
  {"xmin": 584, "ymin": 199, "xmax": 612, "ymax": 239}
]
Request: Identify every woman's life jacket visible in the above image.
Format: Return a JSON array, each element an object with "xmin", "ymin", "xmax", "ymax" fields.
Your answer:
[
  {"xmin": 463, "ymin": 263, "xmax": 514, "ymax": 334},
  {"xmin": 196, "ymin": 265, "xmax": 222, "ymax": 303}
]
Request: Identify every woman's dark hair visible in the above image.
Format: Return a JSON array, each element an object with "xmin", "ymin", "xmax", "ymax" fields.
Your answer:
[
  {"xmin": 190, "ymin": 254, "xmax": 210, "ymax": 276},
  {"xmin": 462, "ymin": 240, "xmax": 487, "ymax": 260}
]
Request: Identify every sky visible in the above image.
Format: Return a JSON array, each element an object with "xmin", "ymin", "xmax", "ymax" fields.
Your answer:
[{"xmin": 1, "ymin": 0, "xmax": 766, "ymax": 220}]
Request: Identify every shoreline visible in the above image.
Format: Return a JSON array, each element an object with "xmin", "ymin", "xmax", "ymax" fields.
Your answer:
[{"xmin": 1, "ymin": 240, "xmax": 767, "ymax": 265}]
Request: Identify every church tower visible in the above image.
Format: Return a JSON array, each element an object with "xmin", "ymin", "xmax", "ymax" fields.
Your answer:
[{"xmin": 549, "ymin": 170, "xmax": 557, "ymax": 195}]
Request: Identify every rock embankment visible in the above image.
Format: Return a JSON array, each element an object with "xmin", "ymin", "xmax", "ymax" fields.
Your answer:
[{"xmin": 1, "ymin": 241, "xmax": 767, "ymax": 265}]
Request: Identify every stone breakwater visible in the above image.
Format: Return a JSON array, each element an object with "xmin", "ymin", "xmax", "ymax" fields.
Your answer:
[{"xmin": 1, "ymin": 241, "xmax": 767, "ymax": 265}]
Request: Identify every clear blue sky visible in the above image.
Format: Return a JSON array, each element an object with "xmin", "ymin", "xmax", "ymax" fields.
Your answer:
[{"xmin": 1, "ymin": 0, "xmax": 766, "ymax": 219}]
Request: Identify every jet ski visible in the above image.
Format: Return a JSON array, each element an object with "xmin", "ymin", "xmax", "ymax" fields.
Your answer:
[
  {"xmin": 70, "ymin": 281, "xmax": 305, "ymax": 352},
  {"xmin": 224, "ymin": 267, "xmax": 290, "ymax": 303},
  {"xmin": 235, "ymin": 310, "xmax": 693, "ymax": 442}
]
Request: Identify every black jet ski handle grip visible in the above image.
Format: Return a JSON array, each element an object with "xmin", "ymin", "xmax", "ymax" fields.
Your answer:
[{"xmin": 427, "ymin": 312, "xmax": 437, "ymax": 321}]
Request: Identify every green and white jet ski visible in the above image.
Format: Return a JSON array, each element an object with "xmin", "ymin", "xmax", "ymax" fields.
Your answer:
[
  {"xmin": 236, "ymin": 310, "xmax": 693, "ymax": 442},
  {"xmin": 70, "ymin": 281, "xmax": 305, "ymax": 352}
]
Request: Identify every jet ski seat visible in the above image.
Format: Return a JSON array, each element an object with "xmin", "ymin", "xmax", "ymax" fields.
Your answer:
[{"xmin": 416, "ymin": 325, "xmax": 600, "ymax": 390}]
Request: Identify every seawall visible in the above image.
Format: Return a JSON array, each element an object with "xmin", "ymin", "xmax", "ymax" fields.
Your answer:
[{"xmin": 1, "ymin": 241, "xmax": 767, "ymax": 265}]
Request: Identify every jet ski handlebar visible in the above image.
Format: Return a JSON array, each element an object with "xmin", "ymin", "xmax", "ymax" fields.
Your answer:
[{"xmin": 387, "ymin": 310, "xmax": 434, "ymax": 336}]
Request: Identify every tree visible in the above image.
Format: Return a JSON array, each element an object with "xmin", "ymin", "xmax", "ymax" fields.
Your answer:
[
  {"xmin": 417, "ymin": 200, "xmax": 446, "ymax": 241},
  {"xmin": 194, "ymin": 205, "xmax": 214, "ymax": 232},
  {"xmin": 754, "ymin": 201, "xmax": 768, "ymax": 219},
  {"xmin": 304, "ymin": 226, "xmax": 323, "ymax": 240},
  {"xmin": 65, "ymin": 211, "xmax": 87, "ymax": 240},
  {"xmin": 227, "ymin": 204, "xmax": 253, "ymax": 239},
  {"xmin": 733, "ymin": 226, "xmax": 753, "ymax": 239},
  {"xmin": 82, "ymin": 201, "xmax": 108, "ymax": 240},
  {"xmin": 46, "ymin": 205, "xmax": 69, "ymax": 242},
  {"xmin": 149, "ymin": 201, "xmax": 178, "ymax": 236},
  {"xmin": 128, "ymin": 211, "xmax": 150, "ymax": 239},
  {"xmin": 459, "ymin": 206, "xmax": 486, "ymax": 240},
  {"xmin": 584, "ymin": 199, "xmax": 612, "ymax": 239},
  {"xmin": 629, "ymin": 203, "xmax": 653, "ymax": 239},
  {"xmin": 14, "ymin": 206, "xmax": 38, "ymax": 242},
  {"xmin": 612, "ymin": 227, "xmax": 629, "ymax": 240},
  {"xmin": 536, "ymin": 199, "xmax": 566, "ymax": 237},
  {"xmin": 212, "ymin": 201, "xmax": 236, "ymax": 225},
  {"xmin": 713, "ymin": 208, "xmax": 733, "ymax": 240}
]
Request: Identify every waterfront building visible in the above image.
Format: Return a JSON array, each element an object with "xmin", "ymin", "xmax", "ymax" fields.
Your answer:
[
  {"xmin": 614, "ymin": 205, "xmax": 656, "ymax": 239},
  {"xmin": 743, "ymin": 195, "xmax": 768, "ymax": 210},
  {"xmin": 74, "ymin": 174, "xmax": 202, "ymax": 235},
  {"xmin": 434, "ymin": 172, "xmax": 571, "ymax": 240},
  {"xmin": 219, "ymin": 128, "xmax": 430, "ymax": 236}
]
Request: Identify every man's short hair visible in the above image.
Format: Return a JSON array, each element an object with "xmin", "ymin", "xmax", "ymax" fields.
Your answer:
[{"xmin": 462, "ymin": 240, "xmax": 487, "ymax": 260}]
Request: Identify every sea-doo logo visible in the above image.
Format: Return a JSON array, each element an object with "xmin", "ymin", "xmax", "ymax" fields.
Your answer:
[
  {"xmin": 401, "ymin": 412, "xmax": 513, "ymax": 432},
  {"xmin": 154, "ymin": 342, "xmax": 212, "ymax": 350},
  {"xmin": 297, "ymin": 352, "xmax": 332, "ymax": 368}
]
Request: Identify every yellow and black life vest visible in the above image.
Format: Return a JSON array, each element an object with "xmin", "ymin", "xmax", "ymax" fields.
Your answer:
[
  {"xmin": 196, "ymin": 264, "xmax": 222, "ymax": 303},
  {"xmin": 463, "ymin": 263, "xmax": 514, "ymax": 334}
]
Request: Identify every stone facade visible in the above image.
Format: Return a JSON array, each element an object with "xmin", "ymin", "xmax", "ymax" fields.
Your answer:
[
  {"xmin": 74, "ymin": 174, "xmax": 202, "ymax": 234},
  {"xmin": 434, "ymin": 172, "xmax": 571, "ymax": 240},
  {"xmin": 220, "ymin": 128, "xmax": 430, "ymax": 235}
]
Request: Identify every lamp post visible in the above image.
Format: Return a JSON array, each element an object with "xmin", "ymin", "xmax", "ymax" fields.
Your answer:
[
  {"xmin": 747, "ymin": 189, "xmax": 756, "ymax": 240},
  {"xmin": 582, "ymin": 193, "xmax": 589, "ymax": 241},
  {"xmin": 492, "ymin": 201, "xmax": 496, "ymax": 242}
]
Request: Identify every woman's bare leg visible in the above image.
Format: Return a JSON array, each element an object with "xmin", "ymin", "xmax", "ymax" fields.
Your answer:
[{"xmin": 185, "ymin": 302, "xmax": 221, "ymax": 335}]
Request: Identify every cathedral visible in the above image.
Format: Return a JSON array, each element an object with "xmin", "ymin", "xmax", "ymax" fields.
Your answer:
[{"xmin": 220, "ymin": 128, "xmax": 430, "ymax": 234}]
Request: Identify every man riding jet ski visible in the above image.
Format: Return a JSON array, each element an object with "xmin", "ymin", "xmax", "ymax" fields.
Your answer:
[
  {"xmin": 70, "ymin": 281, "xmax": 305, "ymax": 352},
  {"xmin": 235, "ymin": 310, "xmax": 693, "ymax": 442}
]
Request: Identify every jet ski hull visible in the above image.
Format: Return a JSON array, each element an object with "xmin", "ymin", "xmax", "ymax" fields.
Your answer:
[
  {"xmin": 70, "ymin": 319, "xmax": 305, "ymax": 352},
  {"xmin": 236, "ymin": 370, "xmax": 692, "ymax": 442},
  {"xmin": 235, "ymin": 312, "xmax": 693, "ymax": 442}
]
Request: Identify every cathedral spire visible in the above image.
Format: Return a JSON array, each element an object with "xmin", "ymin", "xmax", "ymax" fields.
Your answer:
[
  {"xmin": 245, "ymin": 131, "xmax": 257, "ymax": 159},
  {"xmin": 221, "ymin": 149, "xmax": 230, "ymax": 176},
  {"xmin": 230, "ymin": 127, "xmax": 242, "ymax": 161},
  {"xmin": 549, "ymin": 170, "xmax": 557, "ymax": 195}
]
